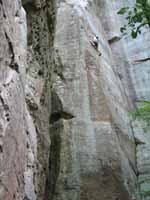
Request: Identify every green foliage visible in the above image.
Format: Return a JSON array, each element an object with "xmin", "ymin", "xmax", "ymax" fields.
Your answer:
[
  {"xmin": 139, "ymin": 190, "xmax": 150, "ymax": 197},
  {"xmin": 117, "ymin": 7, "xmax": 129, "ymax": 15},
  {"xmin": 117, "ymin": 0, "xmax": 150, "ymax": 38},
  {"xmin": 129, "ymin": 101, "xmax": 150, "ymax": 128}
]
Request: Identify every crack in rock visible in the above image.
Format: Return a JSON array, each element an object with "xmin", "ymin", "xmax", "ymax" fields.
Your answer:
[
  {"xmin": 0, "ymin": 0, "xmax": 6, "ymax": 18},
  {"xmin": 4, "ymin": 31, "xmax": 19, "ymax": 73},
  {"xmin": 131, "ymin": 57, "xmax": 150, "ymax": 64}
]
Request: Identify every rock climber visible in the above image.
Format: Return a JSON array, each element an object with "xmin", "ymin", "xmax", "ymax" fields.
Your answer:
[
  {"xmin": 90, "ymin": 35, "xmax": 102, "ymax": 56},
  {"xmin": 93, "ymin": 35, "xmax": 99, "ymax": 49}
]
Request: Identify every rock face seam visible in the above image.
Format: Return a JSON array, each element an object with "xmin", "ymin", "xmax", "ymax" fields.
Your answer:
[{"xmin": 4, "ymin": 31, "xmax": 19, "ymax": 73}]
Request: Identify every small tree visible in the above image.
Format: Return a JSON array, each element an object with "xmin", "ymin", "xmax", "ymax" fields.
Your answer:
[{"xmin": 117, "ymin": 0, "xmax": 150, "ymax": 38}]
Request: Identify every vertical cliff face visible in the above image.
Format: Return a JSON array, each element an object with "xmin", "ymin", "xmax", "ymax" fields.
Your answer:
[
  {"xmin": 0, "ymin": 1, "xmax": 26, "ymax": 199},
  {"xmin": 100, "ymin": 0, "xmax": 150, "ymax": 198},
  {"xmin": 0, "ymin": 0, "xmax": 56, "ymax": 199},
  {"xmin": 50, "ymin": 1, "xmax": 136, "ymax": 200},
  {"xmin": 0, "ymin": 0, "xmax": 150, "ymax": 200}
]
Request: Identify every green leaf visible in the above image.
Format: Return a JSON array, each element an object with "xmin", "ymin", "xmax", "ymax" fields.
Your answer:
[
  {"xmin": 131, "ymin": 30, "xmax": 137, "ymax": 38},
  {"xmin": 120, "ymin": 26, "xmax": 126, "ymax": 32},
  {"xmin": 117, "ymin": 7, "xmax": 129, "ymax": 15}
]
